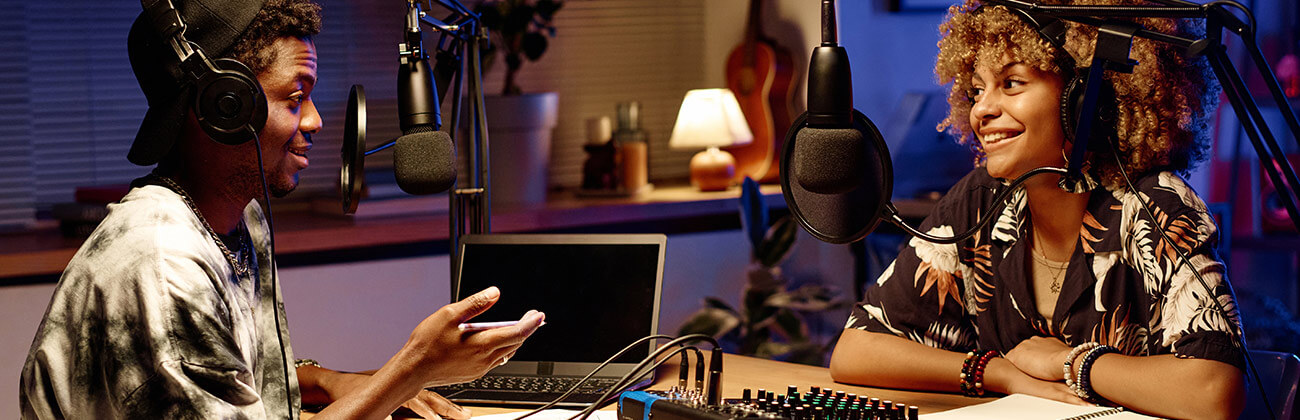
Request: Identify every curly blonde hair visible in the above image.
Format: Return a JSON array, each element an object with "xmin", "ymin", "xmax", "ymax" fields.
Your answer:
[{"xmin": 935, "ymin": 0, "xmax": 1219, "ymax": 189}]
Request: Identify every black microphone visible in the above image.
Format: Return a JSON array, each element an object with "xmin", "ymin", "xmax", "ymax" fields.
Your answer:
[
  {"xmin": 781, "ymin": 0, "xmax": 1067, "ymax": 245},
  {"xmin": 399, "ymin": 0, "xmax": 440, "ymax": 133},
  {"xmin": 394, "ymin": 0, "xmax": 456, "ymax": 195},
  {"xmin": 792, "ymin": 0, "xmax": 866, "ymax": 195},
  {"xmin": 395, "ymin": 130, "xmax": 457, "ymax": 195}
]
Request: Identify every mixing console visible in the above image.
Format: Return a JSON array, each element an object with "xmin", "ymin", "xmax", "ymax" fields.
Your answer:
[{"xmin": 618, "ymin": 386, "xmax": 920, "ymax": 420}]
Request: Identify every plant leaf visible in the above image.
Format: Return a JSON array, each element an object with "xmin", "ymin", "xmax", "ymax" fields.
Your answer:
[
  {"xmin": 771, "ymin": 309, "xmax": 808, "ymax": 341},
  {"xmin": 783, "ymin": 341, "xmax": 826, "ymax": 365},
  {"xmin": 755, "ymin": 341, "xmax": 793, "ymax": 359},
  {"xmin": 677, "ymin": 307, "xmax": 741, "ymax": 338},
  {"xmin": 738, "ymin": 177, "xmax": 768, "ymax": 250},
  {"xmin": 522, "ymin": 32, "xmax": 548, "ymax": 61},
  {"xmin": 703, "ymin": 296, "xmax": 737, "ymax": 313},
  {"xmin": 755, "ymin": 216, "xmax": 797, "ymax": 267},
  {"xmin": 765, "ymin": 284, "xmax": 849, "ymax": 312},
  {"xmin": 535, "ymin": 0, "xmax": 563, "ymax": 19}
]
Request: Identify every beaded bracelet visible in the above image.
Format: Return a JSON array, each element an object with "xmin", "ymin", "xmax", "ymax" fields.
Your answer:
[
  {"xmin": 1063, "ymin": 342, "xmax": 1100, "ymax": 387},
  {"xmin": 1073, "ymin": 345, "xmax": 1117, "ymax": 402},
  {"xmin": 959, "ymin": 350, "xmax": 999, "ymax": 397}
]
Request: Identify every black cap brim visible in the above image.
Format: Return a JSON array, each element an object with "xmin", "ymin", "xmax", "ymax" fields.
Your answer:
[{"xmin": 129, "ymin": 92, "xmax": 188, "ymax": 166}]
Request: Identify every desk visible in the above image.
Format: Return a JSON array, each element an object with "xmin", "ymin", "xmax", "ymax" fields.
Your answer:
[{"xmin": 306, "ymin": 353, "xmax": 985, "ymax": 418}]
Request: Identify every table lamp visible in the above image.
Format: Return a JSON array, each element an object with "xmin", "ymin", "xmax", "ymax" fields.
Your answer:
[{"xmin": 668, "ymin": 88, "xmax": 753, "ymax": 191}]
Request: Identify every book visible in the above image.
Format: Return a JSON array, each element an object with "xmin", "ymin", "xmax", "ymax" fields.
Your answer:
[
  {"xmin": 74, "ymin": 184, "xmax": 130, "ymax": 204},
  {"xmin": 51, "ymin": 202, "xmax": 109, "ymax": 222},
  {"xmin": 919, "ymin": 394, "xmax": 1158, "ymax": 420},
  {"xmin": 310, "ymin": 194, "xmax": 449, "ymax": 219}
]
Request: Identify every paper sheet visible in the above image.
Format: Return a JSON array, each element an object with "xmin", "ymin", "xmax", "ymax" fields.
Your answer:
[{"xmin": 919, "ymin": 394, "xmax": 1158, "ymax": 420}]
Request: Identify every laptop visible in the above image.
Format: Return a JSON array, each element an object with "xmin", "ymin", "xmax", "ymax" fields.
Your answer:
[{"xmin": 432, "ymin": 233, "xmax": 667, "ymax": 407}]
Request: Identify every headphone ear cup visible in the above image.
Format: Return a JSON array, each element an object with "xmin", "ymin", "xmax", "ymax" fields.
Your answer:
[
  {"xmin": 1059, "ymin": 70, "xmax": 1118, "ymax": 152},
  {"xmin": 194, "ymin": 58, "xmax": 267, "ymax": 145}
]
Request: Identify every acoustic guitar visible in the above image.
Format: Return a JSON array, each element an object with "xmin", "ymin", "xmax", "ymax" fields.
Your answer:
[
  {"xmin": 724, "ymin": 0, "xmax": 781, "ymax": 183},
  {"xmin": 760, "ymin": 31, "xmax": 796, "ymax": 183}
]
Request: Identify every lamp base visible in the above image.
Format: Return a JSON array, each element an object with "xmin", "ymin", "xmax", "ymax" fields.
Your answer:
[{"xmin": 689, "ymin": 147, "xmax": 736, "ymax": 192}]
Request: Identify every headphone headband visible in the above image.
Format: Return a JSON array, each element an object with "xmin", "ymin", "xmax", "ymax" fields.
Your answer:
[{"xmin": 138, "ymin": 0, "xmax": 266, "ymax": 146}]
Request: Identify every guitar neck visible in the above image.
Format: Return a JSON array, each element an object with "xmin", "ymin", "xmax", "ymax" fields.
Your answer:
[{"xmin": 742, "ymin": 0, "xmax": 763, "ymax": 64}]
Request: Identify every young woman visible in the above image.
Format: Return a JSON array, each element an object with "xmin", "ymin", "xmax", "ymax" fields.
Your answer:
[{"xmin": 828, "ymin": 1, "xmax": 1245, "ymax": 418}]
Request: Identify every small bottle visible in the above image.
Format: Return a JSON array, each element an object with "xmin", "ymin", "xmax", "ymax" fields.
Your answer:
[{"xmin": 613, "ymin": 101, "xmax": 649, "ymax": 193}]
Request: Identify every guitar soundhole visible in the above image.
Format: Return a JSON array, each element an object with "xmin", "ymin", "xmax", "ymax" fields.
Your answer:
[{"xmin": 738, "ymin": 68, "xmax": 757, "ymax": 95}]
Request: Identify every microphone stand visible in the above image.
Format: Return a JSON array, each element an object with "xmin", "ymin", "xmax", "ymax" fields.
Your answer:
[{"xmin": 404, "ymin": 0, "xmax": 493, "ymax": 298}]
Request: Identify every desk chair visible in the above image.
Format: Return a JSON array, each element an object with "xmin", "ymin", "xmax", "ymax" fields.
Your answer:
[{"xmin": 1241, "ymin": 350, "xmax": 1300, "ymax": 420}]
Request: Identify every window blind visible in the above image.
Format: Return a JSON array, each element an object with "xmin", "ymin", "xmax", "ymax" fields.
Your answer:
[
  {"xmin": 3, "ymin": 0, "xmax": 708, "ymax": 222},
  {"xmin": 0, "ymin": 2, "xmax": 34, "ymax": 229}
]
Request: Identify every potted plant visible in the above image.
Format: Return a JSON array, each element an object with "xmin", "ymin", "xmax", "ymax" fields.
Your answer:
[
  {"xmin": 471, "ymin": 0, "xmax": 563, "ymax": 206},
  {"xmin": 678, "ymin": 178, "xmax": 848, "ymax": 365},
  {"xmin": 475, "ymin": 0, "xmax": 563, "ymax": 96}
]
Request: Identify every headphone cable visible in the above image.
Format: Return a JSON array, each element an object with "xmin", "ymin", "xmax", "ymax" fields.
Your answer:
[
  {"xmin": 250, "ymin": 130, "xmax": 296, "ymax": 418},
  {"xmin": 1110, "ymin": 151, "xmax": 1273, "ymax": 420}
]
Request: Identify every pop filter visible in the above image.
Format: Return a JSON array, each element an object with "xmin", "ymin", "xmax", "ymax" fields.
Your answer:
[
  {"xmin": 341, "ymin": 84, "xmax": 366, "ymax": 214},
  {"xmin": 780, "ymin": 110, "xmax": 892, "ymax": 244}
]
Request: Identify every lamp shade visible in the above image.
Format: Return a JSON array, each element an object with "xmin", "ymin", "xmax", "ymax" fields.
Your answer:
[{"xmin": 668, "ymin": 88, "xmax": 754, "ymax": 149}]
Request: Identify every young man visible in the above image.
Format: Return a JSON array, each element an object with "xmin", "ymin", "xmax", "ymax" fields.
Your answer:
[{"xmin": 20, "ymin": 1, "xmax": 543, "ymax": 418}]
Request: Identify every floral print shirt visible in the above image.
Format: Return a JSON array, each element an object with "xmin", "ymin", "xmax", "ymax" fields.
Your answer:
[
  {"xmin": 21, "ymin": 184, "xmax": 300, "ymax": 419},
  {"xmin": 846, "ymin": 168, "xmax": 1244, "ymax": 370}
]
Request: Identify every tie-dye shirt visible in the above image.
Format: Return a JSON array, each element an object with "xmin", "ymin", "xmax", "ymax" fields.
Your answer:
[
  {"xmin": 846, "ymin": 167, "xmax": 1244, "ymax": 370},
  {"xmin": 21, "ymin": 183, "xmax": 300, "ymax": 419}
]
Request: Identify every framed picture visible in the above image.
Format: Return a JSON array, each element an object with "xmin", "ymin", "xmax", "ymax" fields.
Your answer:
[{"xmin": 889, "ymin": 0, "xmax": 958, "ymax": 12}]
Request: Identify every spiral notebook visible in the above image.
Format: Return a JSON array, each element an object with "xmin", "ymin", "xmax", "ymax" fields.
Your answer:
[{"xmin": 919, "ymin": 394, "xmax": 1158, "ymax": 420}]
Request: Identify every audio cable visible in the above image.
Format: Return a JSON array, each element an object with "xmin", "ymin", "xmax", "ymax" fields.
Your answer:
[
  {"xmin": 1111, "ymin": 150, "xmax": 1274, "ymax": 420},
  {"xmin": 251, "ymin": 130, "xmax": 296, "ymax": 418},
  {"xmin": 570, "ymin": 345, "xmax": 701, "ymax": 420},
  {"xmin": 570, "ymin": 334, "xmax": 722, "ymax": 420},
  {"xmin": 511, "ymin": 335, "xmax": 674, "ymax": 420},
  {"xmin": 885, "ymin": 166, "xmax": 1069, "ymax": 244}
]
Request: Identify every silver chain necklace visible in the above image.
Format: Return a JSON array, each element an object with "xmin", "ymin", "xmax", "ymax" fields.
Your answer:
[{"xmin": 150, "ymin": 174, "xmax": 254, "ymax": 279}]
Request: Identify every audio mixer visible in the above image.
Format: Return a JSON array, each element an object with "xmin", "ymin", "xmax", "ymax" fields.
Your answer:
[{"xmin": 618, "ymin": 385, "xmax": 920, "ymax": 420}]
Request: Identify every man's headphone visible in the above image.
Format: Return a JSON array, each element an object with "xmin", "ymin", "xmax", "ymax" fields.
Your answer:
[
  {"xmin": 141, "ymin": 0, "xmax": 267, "ymax": 146},
  {"xmin": 998, "ymin": 5, "xmax": 1119, "ymax": 151}
]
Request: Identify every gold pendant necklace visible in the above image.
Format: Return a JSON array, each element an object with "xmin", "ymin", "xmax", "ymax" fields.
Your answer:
[{"xmin": 1033, "ymin": 227, "xmax": 1067, "ymax": 294}]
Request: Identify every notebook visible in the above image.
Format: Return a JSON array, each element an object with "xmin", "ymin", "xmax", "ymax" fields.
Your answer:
[
  {"xmin": 919, "ymin": 394, "xmax": 1158, "ymax": 419},
  {"xmin": 431, "ymin": 233, "xmax": 667, "ymax": 407}
]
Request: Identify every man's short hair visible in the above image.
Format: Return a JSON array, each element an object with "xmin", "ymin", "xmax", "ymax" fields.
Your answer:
[{"xmin": 228, "ymin": 0, "xmax": 322, "ymax": 76}]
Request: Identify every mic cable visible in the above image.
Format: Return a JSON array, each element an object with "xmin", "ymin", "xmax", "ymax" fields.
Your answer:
[
  {"xmin": 1111, "ymin": 150, "xmax": 1274, "ymax": 420},
  {"xmin": 570, "ymin": 334, "xmax": 722, "ymax": 420},
  {"xmin": 512, "ymin": 334, "xmax": 674, "ymax": 420}
]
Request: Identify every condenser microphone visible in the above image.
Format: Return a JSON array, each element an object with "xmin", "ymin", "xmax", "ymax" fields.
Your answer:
[
  {"xmin": 399, "ymin": 0, "xmax": 440, "ymax": 133},
  {"xmin": 395, "ymin": 130, "xmax": 457, "ymax": 195},
  {"xmin": 781, "ymin": 0, "xmax": 1068, "ymax": 245},
  {"xmin": 393, "ymin": 0, "xmax": 456, "ymax": 195},
  {"xmin": 792, "ymin": 0, "xmax": 866, "ymax": 195}
]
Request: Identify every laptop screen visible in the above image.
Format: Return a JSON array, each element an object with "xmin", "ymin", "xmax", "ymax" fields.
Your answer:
[{"xmin": 455, "ymin": 234, "xmax": 665, "ymax": 364}]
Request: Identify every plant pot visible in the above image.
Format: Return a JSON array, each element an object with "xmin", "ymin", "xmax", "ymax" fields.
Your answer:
[{"xmin": 480, "ymin": 92, "xmax": 559, "ymax": 207}]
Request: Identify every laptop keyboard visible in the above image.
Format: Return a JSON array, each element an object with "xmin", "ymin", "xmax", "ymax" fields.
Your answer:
[{"xmin": 434, "ymin": 376, "xmax": 622, "ymax": 394}]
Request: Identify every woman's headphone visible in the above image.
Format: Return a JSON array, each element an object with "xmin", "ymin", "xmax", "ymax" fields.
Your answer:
[
  {"xmin": 140, "ymin": 0, "xmax": 267, "ymax": 146},
  {"xmin": 997, "ymin": 5, "xmax": 1119, "ymax": 151}
]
